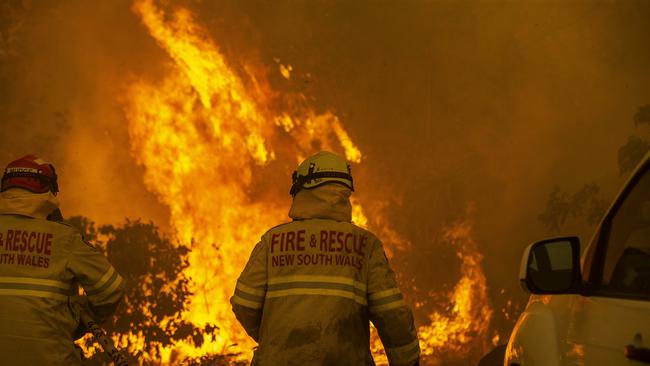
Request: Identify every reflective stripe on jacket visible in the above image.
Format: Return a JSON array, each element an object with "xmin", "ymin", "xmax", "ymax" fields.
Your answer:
[
  {"xmin": 0, "ymin": 213, "xmax": 124, "ymax": 365},
  {"xmin": 231, "ymin": 184, "xmax": 419, "ymax": 366}
]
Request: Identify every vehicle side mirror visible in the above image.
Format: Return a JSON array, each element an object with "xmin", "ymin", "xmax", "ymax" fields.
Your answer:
[{"xmin": 519, "ymin": 237, "xmax": 582, "ymax": 294}]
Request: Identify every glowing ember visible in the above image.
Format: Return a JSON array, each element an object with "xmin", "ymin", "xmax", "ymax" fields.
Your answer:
[{"xmin": 121, "ymin": 0, "xmax": 492, "ymax": 363}]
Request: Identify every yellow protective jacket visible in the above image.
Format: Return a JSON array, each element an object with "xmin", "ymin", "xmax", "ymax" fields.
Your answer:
[
  {"xmin": 0, "ymin": 189, "xmax": 125, "ymax": 365},
  {"xmin": 231, "ymin": 184, "xmax": 420, "ymax": 366}
]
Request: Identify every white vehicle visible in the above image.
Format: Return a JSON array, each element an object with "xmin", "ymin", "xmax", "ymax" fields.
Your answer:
[{"xmin": 505, "ymin": 152, "xmax": 650, "ymax": 366}]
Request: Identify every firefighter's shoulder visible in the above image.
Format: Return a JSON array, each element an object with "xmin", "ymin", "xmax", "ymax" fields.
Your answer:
[
  {"xmin": 48, "ymin": 219, "xmax": 75, "ymax": 229},
  {"xmin": 41, "ymin": 217, "xmax": 79, "ymax": 234},
  {"xmin": 350, "ymin": 223, "xmax": 380, "ymax": 243},
  {"xmin": 264, "ymin": 221, "xmax": 294, "ymax": 234},
  {"xmin": 46, "ymin": 219, "xmax": 99, "ymax": 249},
  {"xmin": 259, "ymin": 221, "xmax": 300, "ymax": 246}
]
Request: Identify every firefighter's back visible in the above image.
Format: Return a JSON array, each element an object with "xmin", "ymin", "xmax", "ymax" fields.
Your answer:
[
  {"xmin": 0, "ymin": 214, "xmax": 81, "ymax": 365},
  {"xmin": 231, "ymin": 151, "xmax": 420, "ymax": 366},
  {"xmin": 256, "ymin": 219, "xmax": 376, "ymax": 366},
  {"xmin": 0, "ymin": 155, "xmax": 125, "ymax": 365}
]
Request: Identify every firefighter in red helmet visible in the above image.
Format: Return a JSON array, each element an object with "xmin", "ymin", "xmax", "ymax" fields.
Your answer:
[
  {"xmin": 231, "ymin": 151, "xmax": 420, "ymax": 365},
  {"xmin": 0, "ymin": 155, "xmax": 124, "ymax": 365}
]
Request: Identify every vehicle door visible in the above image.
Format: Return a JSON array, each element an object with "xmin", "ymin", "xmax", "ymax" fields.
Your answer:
[{"xmin": 566, "ymin": 161, "xmax": 650, "ymax": 365}]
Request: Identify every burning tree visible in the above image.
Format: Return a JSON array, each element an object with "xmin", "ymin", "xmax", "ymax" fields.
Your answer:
[{"xmin": 68, "ymin": 217, "xmax": 241, "ymax": 365}]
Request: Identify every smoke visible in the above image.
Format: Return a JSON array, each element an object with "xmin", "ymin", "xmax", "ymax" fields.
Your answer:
[
  {"xmin": 0, "ymin": 0, "xmax": 168, "ymax": 225},
  {"xmin": 2, "ymin": 0, "xmax": 649, "ymax": 352}
]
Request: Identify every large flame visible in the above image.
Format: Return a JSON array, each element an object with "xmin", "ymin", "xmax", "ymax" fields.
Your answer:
[
  {"xmin": 417, "ymin": 219, "xmax": 493, "ymax": 363},
  {"xmin": 122, "ymin": 0, "xmax": 492, "ymax": 363},
  {"xmin": 356, "ymin": 205, "xmax": 493, "ymax": 365}
]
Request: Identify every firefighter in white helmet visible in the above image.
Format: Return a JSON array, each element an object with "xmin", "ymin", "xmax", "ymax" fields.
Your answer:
[
  {"xmin": 231, "ymin": 151, "xmax": 420, "ymax": 365},
  {"xmin": 0, "ymin": 155, "xmax": 125, "ymax": 365}
]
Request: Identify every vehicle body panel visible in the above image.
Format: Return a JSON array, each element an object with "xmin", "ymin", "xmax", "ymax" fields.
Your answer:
[
  {"xmin": 506, "ymin": 295, "xmax": 575, "ymax": 366},
  {"xmin": 566, "ymin": 296, "xmax": 650, "ymax": 365},
  {"xmin": 505, "ymin": 152, "xmax": 650, "ymax": 366}
]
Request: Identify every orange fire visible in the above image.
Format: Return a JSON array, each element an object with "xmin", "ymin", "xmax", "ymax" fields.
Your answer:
[
  {"xmin": 354, "ymin": 204, "xmax": 493, "ymax": 365},
  {"xmin": 416, "ymin": 219, "xmax": 493, "ymax": 363},
  {"xmin": 121, "ymin": 0, "xmax": 492, "ymax": 363}
]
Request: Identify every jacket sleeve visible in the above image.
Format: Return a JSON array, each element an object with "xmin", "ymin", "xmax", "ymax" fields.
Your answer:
[
  {"xmin": 230, "ymin": 240, "xmax": 267, "ymax": 342},
  {"xmin": 67, "ymin": 231, "xmax": 125, "ymax": 323},
  {"xmin": 367, "ymin": 239, "xmax": 420, "ymax": 366}
]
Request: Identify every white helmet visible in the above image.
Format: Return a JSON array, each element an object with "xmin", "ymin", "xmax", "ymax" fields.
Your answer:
[{"xmin": 290, "ymin": 151, "xmax": 354, "ymax": 196}]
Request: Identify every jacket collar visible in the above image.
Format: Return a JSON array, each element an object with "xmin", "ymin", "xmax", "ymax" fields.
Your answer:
[
  {"xmin": 289, "ymin": 184, "xmax": 352, "ymax": 222},
  {"xmin": 0, "ymin": 188, "xmax": 60, "ymax": 219}
]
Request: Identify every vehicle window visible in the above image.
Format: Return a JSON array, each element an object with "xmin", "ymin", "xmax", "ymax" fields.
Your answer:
[{"xmin": 600, "ymin": 166, "xmax": 650, "ymax": 297}]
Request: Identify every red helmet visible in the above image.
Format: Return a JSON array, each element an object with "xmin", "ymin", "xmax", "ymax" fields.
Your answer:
[{"xmin": 1, "ymin": 155, "xmax": 59, "ymax": 195}]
